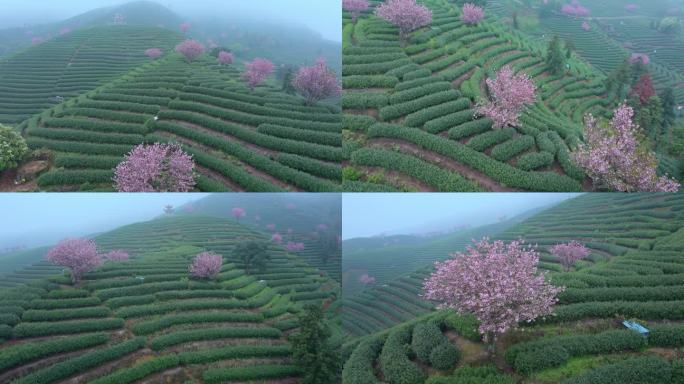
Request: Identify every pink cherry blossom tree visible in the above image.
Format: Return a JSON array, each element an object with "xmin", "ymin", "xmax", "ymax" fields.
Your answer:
[
  {"xmin": 189, "ymin": 251, "xmax": 223, "ymax": 279},
  {"xmin": 232, "ymin": 207, "xmax": 246, "ymax": 221},
  {"xmin": 581, "ymin": 21, "xmax": 591, "ymax": 31},
  {"xmin": 476, "ymin": 65, "xmax": 536, "ymax": 128},
  {"xmin": 103, "ymin": 250, "xmax": 130, "ymax": 262},
  {"xmin": 424, "ymin": 238, "xmax": 564, "ymax": 348},
  {"xmin": 218, "ymin": 51, "xmax": 234, "ymax": 65},
  {"xmin": 549, "ymin": 241, "xmax": 589, "ymax": 271},
  {"xmin": 561, "ymin": 1, "xmax": 590, "ymax": 17},
  {"xmin": 461, "ymin": 3, "xmax": 485, "ymax": 25},
  {"xmin": 286, "ymin": 242, "xmax": 306, "ymax": 252},
  {"xmin": 375, "ymin": 0, "xmax": 433, "ymax": 42},
  {"xmin": 242, "ymin": 58, "xmax": 274, "ymax": 90},
  {"xmin": 180, "ymin": 22, "xmax": 191, "ymax": 34},
  {"xmin": 629, "ymin": 53, "xmax": 650, "ymax": 65},
  {"xmin": 343, "ymin": 0, "xmax": 369, "ymax": 22},
  {"xmin": 271, "ymin": 233, "xmax": 283, "ymax": 243},
  {"xmin": 145, "ymin": 48, "xmax": 163, "ymax": 59},
  {"xmin": 175, "ymin": 39, "xmax": 205, "ymax": 63},
  {"xmin": 572, "ymin": 103, "xmax": 680, "ymax": 192},
  {"xmin": 292, "ymin": 58, "xmax": 341, "ymax": 105},
  {"xmin": 46, "ymin": 238, "xmax": 102, "ymax": 283},
  {"xmin": 114, "ymin": 143, "xmax": 196, "ymax": 192},
  {"xmin": 358, "ymin": 274, "xmax": 376, "ymax": 285}
]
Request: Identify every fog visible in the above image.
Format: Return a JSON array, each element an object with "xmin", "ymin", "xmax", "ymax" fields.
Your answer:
[
  {"xmin": 342, "ymin": 193, "xmax": 582, "ymax": 239},
  {"xmin": 0, "ymin": 0, "xmax": 341, "ymax": 42},
  {"xmin": 0, "ymin": 193, "xmax": 208, "ymax": 249}
]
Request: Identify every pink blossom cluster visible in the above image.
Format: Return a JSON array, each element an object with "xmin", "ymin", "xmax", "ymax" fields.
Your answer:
[
  {"xmin": 189, "ymin": 251, "xmax": 223, "ymax": 279},
  {"xmin": 286, "ymin": 242, "xmax": 306, "ymax": 252},
  {"xmin": 114, "ymin": 143, "xmax": 196, "ymax": 192},
  {"xmin": 102, "ymin": 250, "xmax": 130, "ymax": 262},
  {"xmin": 476, "ymin": 65, "xmax": 536, "ymax": 128},
  {"xmin": 358, "ymin": 274, "xmax": 376, "ymax": 285},
  {"xmin": 375, "ymin": 0, "xmax": 432, "ymax": 41},
  {"xmin": 572, "ymin": 103, "xmax": 680, "ymax": 192},
  {"xmin": 581, "ymin": 21, "xmax": 591, "ymax": 31},
  {"xmin": 271, "ymin": 233, "xmax": 283, "ymax": 243},
  {"xmin": 424, "ymin": 238, "xmax": 564, "ymax": 342},
  {"xmin": 292, "ymin": 58, "xmax": 341, "ymax": 105},
  {"xmin": 232, "ymin": 207, "xmax": 246, "ymax": 220},
  {"xmin": 175, "ymin": 39, "xmax": 205, "ymax": 63},
  {"xmin": 629, "ymin": 53, "xmax": 650, "ymax": 65},
  {"xmin": 145, "ymin": 48, "xmax": 163, "ymax": 59},
  {"xmin": 180, "ymin": 22, "xmax": 191, "ymax": 33},
  {"xmin": 343, "ymin": 0, "xmax": 370, "ymax": 21},
  {"xmin": 549, "ymin": 241, "xmax": 589, "ymax": 271},
  {"xmin": 242, "ymin": 58, "xmax": 274, "ymax": 89},
  {"xmin": 218, "ymin": 51, "xmax": 234, "ymax": 65},
  {"xmin": 561, "ymin": 1, "xmax": 590, "ymax": 17},
  {"xmin": 46, "ymin": 238, "xmax": 102, "ymax": 283},
  {"xmin": 461, "ymin": 3, "xmax": 485, "ymax": 25}
]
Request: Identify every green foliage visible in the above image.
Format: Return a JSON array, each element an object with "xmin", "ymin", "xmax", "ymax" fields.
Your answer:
[
  {"xmin": 411, "ymin": 322, "xmax": 446, "ymax": 362},
  {"xmin": 203, "ymin": 364, "xmax": 300, "ymax": 383},
  {"xmin": 88, "ymin": 355, "xmax": 179, "ymax": 384},
  {"xmin": 150, "ymin": 326, "xmax": 281, "ymax": 351},
  {"xmin": 429, "ymin": 342, "xmax": 460, "ymax": 370},
  {"xmin": 290, "ymin": 305, "xmax": 340, "ymax": 384},
  {"xmin": 13, "ymin": 318, "xmax": 124, "ymax": 337},
  {"xmin": 232, "ymin": 240, "xmax": 270, "ymax": 274},
  {"xmin": 425, "ymin": 365, "xmax": 515, "ymax": 384},
  {"xmin": 379, "ymin": 326, "xmax": 425, "ymax": 384},
  {"xmin": 342, "ymin": 337, "xmax": 384, "ymax": 384},
  {"xmin": 546, "ymin": 35, "xmax": 565, "ymax": 76},
  {"xmin": 0, "ymin": 124, "xmax": 28, "ymax": 171},
  {"xmin": 179, "ymin": 344, "xmax": 291, "ymax": 364},
  {"xmin": 0, "ymin": 333, "xmax": 109, "ymax": 372},
  {"xmin": 514, "ymin": 345, "xmax": 569, "ymax": 374},
  {"xmin": 559, "ymin": 356, "xmax": 671, "ymax": 384},
  {"xmin": 444, "ymin": 312, "xmax": 480, "ymax": 342}
]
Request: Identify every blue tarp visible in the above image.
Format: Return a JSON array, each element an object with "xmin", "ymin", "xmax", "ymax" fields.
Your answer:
[{"xmin": 623, "ymin": 320, "xmax": 649, "ymax": 335}]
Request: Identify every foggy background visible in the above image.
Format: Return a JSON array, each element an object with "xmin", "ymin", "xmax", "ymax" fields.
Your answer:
[
  {"xmin": 342, "ymin": 193, "xmax": 582, "ymax": 239},
  {"xmin": 0, "ymin": 0, "xmax": 341, "ymax": 42},
  {"xmin": 0, "ymin": 193, "xmax": 208, "ymax": 249}
]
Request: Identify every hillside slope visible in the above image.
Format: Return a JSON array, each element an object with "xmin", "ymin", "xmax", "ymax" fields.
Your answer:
[
  {"xmin": 342, "ymin": 193, "xmax": 684, "ymax": 383},
  {"xmin": 0, "ymin": 25, "xmax": 183, "ymax": 125},
  {"xmin": 0, "ymin": 215, "xmax": 339, "ymax": 383},
  {"xmin": 341, "ymin": 0, "xmax": 639, "ymax": 192}
]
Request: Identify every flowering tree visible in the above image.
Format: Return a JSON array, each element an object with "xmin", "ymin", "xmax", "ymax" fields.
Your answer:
[
  {"xmin": 232, "ymin": 207, "xmax": 246, "ymax": 221},
  {"xmin": 316, "ymin": 223, "xmax": 329, "ymax": 232},
  {"xmin": 581, "ymin": 21, "xmax": 591, "ymax": 31},
  {"xmin": 292, "ymin": 58, "xmax": 341, "ymax": 105},
  {"xmin": 271, "ymin": 233, "xmax": 283, "ymax": 243},
  {"xmin": 46, "ymin": 238, "xmax": 102, "ymax": 283},
  {"xmin": 180, "ymin": 22, "xmax": 191, "ymax": 33},
  {"xmin": 572, "ymin": 103, "xmax": 680, "ymax": 192},
  {"xmin": 630, "ymin": 74, "xmax": 656, "ymax": 105},
  {"xmin": 0, "ymin": 124, "xmax": 28, "ymax": 171},
  {"xmin": 375, "ymin": 0, "xmax": 432, "ymax": 42},
  {"xmin": 286, "ymin": 242, "xmax": 306, "ymax": 252},
  {"xmin": 242, "ymin": 58, "xmax": 274, "ymax": 90},
  {"xmin": 103, "ymin": 250, "xmax": 130, "ymax": 262},
  {"xmin": 175, "ymin": 39, "xmax": 205, "ymax": 63},
  {"xmin": 218, "ymin": 51, "xmax": 234, "ymax": 65},
  {"xmin": 476, "ymin": 65, "xmax": 536, "ymax": 128},
  {"xmin": 424, "ymin": 238, "xmax": 564, "ymax": 347},
  {"xmin": 561, "ymin": 1, "xmax": 590, "ymax": 17},
  {"xmin": 549, "ymin": 241, "xmax": 589, "ymax": 271},
  {"xmin": 461, "ymin": 3, "xmax": 484, "ymax": 25},
  {"xmin": 358, "ymin": 274, "xmax": 376, "ymax": 285},
  {"xmin": 114, "ymin": 143, "xmax": 196, "ymax": 192},
  {"xmin": 189, "ymin": 251, "xmax": 223, "ymax": 279},
  {"xmin": 343, "ymin": 0, "xmax": 369, "ymax": 22},
  {"xmin": 145, "ymin": 48, "xmax": 163, "ymax": 59},
  {"xmin": 629, "ymin": 53, "xmax": 650, "ymax": 65}
]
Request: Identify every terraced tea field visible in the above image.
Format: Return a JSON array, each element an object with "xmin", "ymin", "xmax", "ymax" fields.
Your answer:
[
  {"xmin": 0, "ymin": 25, "xmax": 182, "ymax": 125},
  {"xmin": 16, "ymin": 49, "xmax": 341, "ymax": 192},
  {"xmin": 0, "ymin": 215, "xmax": 340, "ymax": 383},
  {"xmin": 342, "ymin": 0, "xmax": 623, "ymax": 192},
  {"xmin": 342, "ymin": 193, "xmax": 684, "ymax": 383}
]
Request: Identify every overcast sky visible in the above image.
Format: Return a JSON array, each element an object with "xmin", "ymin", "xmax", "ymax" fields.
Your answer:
[
  {"xmin": 0, "ymin": 193, "xmax": 208, "ymax": 249},
  {"xmin": 342, "ymin": 193, "xmax": 582, "ymax": 239},
  {"xmin": 0, "ymin": 0, "xmax": 341, "ymax": 42}
]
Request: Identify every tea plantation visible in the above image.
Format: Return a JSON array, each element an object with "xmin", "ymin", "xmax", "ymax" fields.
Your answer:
[
  {"xmin": 341, "ymin": 0, "xmax": 682, "ymax": 192},
  {"xmin": 342, "ymin": 193, "xmax": 684, "ymax": 383},
  {"xmin": 0, "ymin": 215, "xmax": 340, "ymax": 383}
]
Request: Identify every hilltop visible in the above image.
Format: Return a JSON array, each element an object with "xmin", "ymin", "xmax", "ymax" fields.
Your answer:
[
  {"xmin": 342, "ymin": 193, "xmax": 684, "ymax": 383},
  {"xmin": 0, "ymin": 214, "xmax": 340, "ymax": 383}
]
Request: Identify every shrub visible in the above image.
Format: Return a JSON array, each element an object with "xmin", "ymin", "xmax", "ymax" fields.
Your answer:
[
  {"xmin": 179, "ymin": 344, "xmax": 291, "ymax": 365},
  {"xmin": 21, "ymin": 306, "xmax": 111, "ymax": 321},
  {"xmin": 429, "ymin": 342, "xmax": 460, "ymax": 370},
  {"xmin": 649, "ymin": 324, "xmax": 684, "ymax": 347},
  {"xmin": 149, "ymin": 326, "xmax": 281, "ymax": 350},
  {"xmin": 203, "ymin": 364, "xmax": 300, "ymax": 383},
  {"xmin": 0, "ymin": 333, "xmax": 109, "ymax": 372},
  {"xmin": 379, "ymin": 326, "xmax": 425, "ymax": 384},
  {"xmin": 559, "ymin": 356, "xmax": 671, "ymax": 384},
  {"xmin": 88, "ymin": 355, "xmax": 180, "ymax": 384},
  {"xmin": 412, "ymin": 322, "xmax": 446, "ymax": 362},
  {"xmin": 13, "ymin": 318, "xmax": 124, "ymax": 337},
  {"xmin": 342, "ymin": 337, "xmax": 384, "ymax": 384},
  {"xmin": 0, "ymin": 123, "xmax": 28, "ymax": 171},
  {"xmin": 516, "ymin": 151, "xmax": 554, "ymax": 171},
  {"xmin": 132, "ymin": 311, "xmax": 263, "ymax": 335},
  {"xmin": 514, "ymin": 345, "xmax": 569, "ymax": 374}
]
